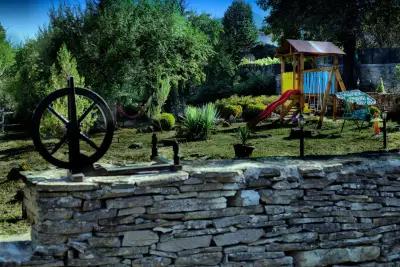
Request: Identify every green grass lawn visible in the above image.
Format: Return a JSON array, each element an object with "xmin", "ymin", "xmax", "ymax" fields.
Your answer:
[{"xmin": 0, "ymin": 116, "xmax": 399, "ymax": 235}]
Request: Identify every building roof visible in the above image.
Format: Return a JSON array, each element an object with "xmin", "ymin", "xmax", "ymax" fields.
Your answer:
[{"xmin": 277, "ymin": 39, "xmax": 345, "ymax": 56}]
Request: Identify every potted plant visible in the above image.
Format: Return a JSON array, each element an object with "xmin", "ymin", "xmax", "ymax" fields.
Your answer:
[{"xmin": 234, "ymin": 126, "xmax": 255, "ymax": 158}]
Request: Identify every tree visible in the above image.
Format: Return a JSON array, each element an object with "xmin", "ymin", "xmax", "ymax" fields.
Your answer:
[
  {"xmin": 222, "ymin": 0, "xmax": 258, "ymax": 63},
  {"xmin": 0, "ymin": 24, "xmax": 15, "ymax": 109},
  {"xmin": 40, "ymin": 44, "xmax": 95, "ymax": 137},
  {"xmin": 361, "ymin": 0, "xmax": 400, "ymax": 48},
  {"xmin": 188, "ymin": 13, "xmax": 237, "ymax": 103},
  {"xmin": 257, "ymin": 0, "xmax": 400, "ymax": 87},
  {"xmin": 48, "ymin": 0, "xmax": 212, "ymax": 117}
]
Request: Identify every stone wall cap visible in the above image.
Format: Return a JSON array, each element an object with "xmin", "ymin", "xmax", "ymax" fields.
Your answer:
[{"xmin": 86, "ymin": 170, "xmax": 189, "ymax": 187}]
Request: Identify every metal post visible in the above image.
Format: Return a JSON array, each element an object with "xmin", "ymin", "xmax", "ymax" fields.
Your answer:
[
  {"xmin": 172, "ymin": 139, "xmax": 180, "ymax": 165},
  {"xmin": 67, "ymin": 77, "xmax": 81, "ymax": 172},
  {"xmin": 300, "ymin": 126, "xmax": 305, "ymax": 158},
  {"xmin": 383, "ymin": 116, "xmax": 387, "ymax": 150},
  {"xmin": 298, "ymin": 114, "xmax": 305, "ymax": 158},
  {"xmin": 151, "ymin": 133, "xmax": 158, "ymax": 160}
]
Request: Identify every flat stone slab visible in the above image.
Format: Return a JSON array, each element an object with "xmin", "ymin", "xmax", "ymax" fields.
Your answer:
[
  {"xmin": 85, "ymin": 171, "xmax": 189, "ymax": 187},
  {"xmin": 21, "ymin": 169, "xmax": 188, "ymax": 190}
]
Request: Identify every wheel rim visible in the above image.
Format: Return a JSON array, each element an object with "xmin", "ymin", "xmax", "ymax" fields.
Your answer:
[{"xmin": 31, "ymin": 87, "xmax": 115, "ymax": 170}]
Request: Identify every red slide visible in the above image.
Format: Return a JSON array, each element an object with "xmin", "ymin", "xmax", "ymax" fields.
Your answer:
[{"xmin": 250, "ymin": 89, "xmax": 301, "ymax": 127}]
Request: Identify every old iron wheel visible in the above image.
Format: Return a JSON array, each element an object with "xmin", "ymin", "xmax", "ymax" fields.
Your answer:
[{"xmin": 31, "ymin": 87, "xmax": 115, "ymax": 170}]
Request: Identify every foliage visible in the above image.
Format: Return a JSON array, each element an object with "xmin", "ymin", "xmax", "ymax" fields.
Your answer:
[
  {"xmin": 240, "ymin": 57, "xmax": 280, "ymax": 66},
  {"xmin": 48, "ymin": 1, "xmax": 213, "ymax": 115},
  {"xmin": 361, "ymin": 1, "xmax": 400, "ymax": 48},
  {"xmin": 395, "ymin": 65, "xmax": 400, "ymax": 81},
  {"xmin": 147, "ymin": 77, "xmax": 172, "ymax": 118},
  {"xmin": 234, "ymin": 72, "xmax": 276, "ymax": 96},
  {"xmin": 188, "ymin": 13, "xmax": 223, "ymax": 48},
  {"xmin": 242, "ymin": 103, "xmax": 266, "ymax": 121},
  {"xmin": 0, "ymin": 24, "xmax": 15, "ymax": 110},
  {"xmin": 157, "ymin": 112, "xmax": 176, "ymax": 130},
  {"xmin": 222, "ymin": 0, "xmax": 258, "ymax": 63},
  {"xmin": 369, "ymin": 106, "xmax": 381, "ymax": 116},
  {"xmin": 256, "ymin": 0, "xmax": 399, "ymax": 86},
  {"xmin": 40, "ymin": 45, "xmax": 97, "ymax": 138},
  {"xmin": 376, "ymin": 77, "xmax": 386, "ymax": 94},
  {"xmin": 216, "ymin": 103, "xmax": 243, "ymax": 120},
  {"xmin": 216, "ymin": 95, "xmax": 277, "ymax": 111},
  {"xmin": 8, "ymin": 39, "xmax": 48, "ymax": 122},
  {"xmin": 183, "ymin": 103, "xmax": 219, "ymax": 140},
  {"xmin": 250, "ymin": 44, "xmax": 277, "ymax": 59},
  {"xmin": 188, "ymin": 12, "xmax": 237, "ymax": 104},
  {"xmin": 238, "ymin": 126, "xmax": 251, "ymax": 145}
]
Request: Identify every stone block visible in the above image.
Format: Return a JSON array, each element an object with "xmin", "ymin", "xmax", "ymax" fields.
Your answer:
[
  {"xmin": 292, "ymin": 246, "xmax": 380, "ymax": 267},
  {"xmin": 132, "ymin": 256, "xmax": 172, "ymax": 266},
  {"xmin": 74, "ymin": 209, "xmax": 117, "ymax": 221},
  {"xmin": 40, "ymin": 209, "xmax": 74, "ymax": 221},
  {"xmin": 254, "ymin": 256, "xmax": 293, "ymax": 267},
  {"xmin": 67, "ymin": 257, "xmax": 120, "ymax": 266},
  {"xmin": 147, "ymin": 197, "xmax": 226, "ymax": 214},
  {"xmin": 36, "ymin": 220, "xmax": 95, "ymax": 234},
  {"xmin": 175, "ymin": 252, "xmax": 223, "ymax": 266},
  {"xmin": 38, "ymin": 196, "xmax": 81, "ymax": 209},
  {"xmin": 183, "ymin": 205, "xmax": 264, "ymax": 220},
  {"xmin": 228, "ymin": 251, "xmax": 284, "ymax": 261},
  {"xmin": 117, "ymin": 207, "xmax": 146, "ymax": 217},
  {"xmin": 260, "ymin": 189, "xmax": 303, "ymax": 204},
  {"xmin": 122, "ymin": 230, "xmax": 159, "ymax": 247},
  {"xmin": 82, "ymin": 200, "xmax": 101, "ymax": 211},
  {"xmin": 229, "ymin": 190, "xmax": 260, "ymax": 207},
  {"xmin": 184, "ymin": 220, "xmax": 212, "ymax": 229},
  {"xmin": 95, "ymin": 246, "xmax": 148, "ymax": 256},
  {"xmin": 88, "ymin": 237, "xmax": 121, "ymax": 248},
  {"xmin": 213, "ymin": 229, "xmax": 264, "ymax": 246},
  {"xmin": 106, "ymin": 196, "xmax": 153, "ymax": 209},
  {"xmin": 157, "ymin": 235, "xmax": 212, "ymax": 252}
]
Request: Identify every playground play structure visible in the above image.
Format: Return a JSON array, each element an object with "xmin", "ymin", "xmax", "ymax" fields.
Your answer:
[{"xmin": 252, "ymin": 39, "xmax": 347, "ymax": 128}]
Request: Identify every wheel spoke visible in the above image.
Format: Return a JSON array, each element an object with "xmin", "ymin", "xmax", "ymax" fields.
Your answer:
[
  {"xmin": 78, "ymin": 102, "xmax": 96, "ymax": 124},
  {"xmin": 79, "ymin": 132, "xmax": 99, "ymax": 150},
  {"xmin": 50, "ymin": 134, "xmax": 67, "ymax": 155},
  {"xmin": 47, "ymin": 106, "xmax": 69, "ymax": 125}
]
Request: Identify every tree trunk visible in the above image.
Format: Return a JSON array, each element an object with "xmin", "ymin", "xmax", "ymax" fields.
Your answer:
[{"xmin": 342, "ymin": 37, "xmax": 357, "ymax": 89}]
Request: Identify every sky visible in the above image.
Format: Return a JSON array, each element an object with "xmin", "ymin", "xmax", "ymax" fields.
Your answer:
[{"xmin": 0, "ymin": 0, "xmax": 267, "ymax": 44}]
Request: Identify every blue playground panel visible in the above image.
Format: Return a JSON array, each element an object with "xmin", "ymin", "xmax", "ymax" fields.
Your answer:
[{"xmin": 303, "ymin": 71, "xmax": 336, "ymax": 94}]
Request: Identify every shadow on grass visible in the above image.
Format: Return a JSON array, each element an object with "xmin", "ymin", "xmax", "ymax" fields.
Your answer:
[
  {"xmin": 0, "ymin": 217, "xmax": 24, "ymax": 224},
  {"xmin": 0, "ymin": 145, "xmax": 36, "ymax": 159},
  {"xmin": 0, "ymin": 132, "xmax": 30, "ymax": 141}
]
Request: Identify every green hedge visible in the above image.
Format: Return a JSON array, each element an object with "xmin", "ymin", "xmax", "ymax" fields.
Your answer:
[
  {"xmin": 158, "ymin": 113, "xmax": 176, "ymax": 130},
  {"xmin": 242, "ymin": 103, "xmax": 266, "ymax": 121},
  {"xmin": 216, "ymin": 104, "xmax": 243, "ymax": 119}
]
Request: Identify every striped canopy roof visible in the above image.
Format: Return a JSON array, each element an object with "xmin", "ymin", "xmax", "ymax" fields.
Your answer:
[{"xmin": 335, "ymin": 90, "xmax": 376, "ymax": 106}]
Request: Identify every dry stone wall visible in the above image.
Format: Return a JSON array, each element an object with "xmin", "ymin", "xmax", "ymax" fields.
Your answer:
[{"xmin": 15, "ymin": 156, "xmax": 400, "ymax": 266}]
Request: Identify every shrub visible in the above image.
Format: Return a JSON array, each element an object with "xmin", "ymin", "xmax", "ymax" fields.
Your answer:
[
  {"xmin": 157, "ymin": 112, "xmax": 175, "ymax": 130},
  {"xmin": 216, "ymin": 95, "xmax": 276, "ymax": 121},
  {"xmin": 40, "ymin": 96, "xmax": 97, "ymax": 138},
  {"xmin": 369, "ymin": 106, "xmax": 381, "ymax": 116},
  {"xmin": 239, "ymin": 57, "xmax": 280, "ymax": 66},
  {"xmin": 376, "ymin": 77, "xmax": 386, "ymax": 93},
  {"xmin": 183, "ymin": 103, "xmax": 219, "ymax": 140},
  {"xmin": 242, "ymin": 103, "xmax": 266, "ymax": 121},
  {"xmin": 216, "ymin": 103, "xmax": 243, "ymax": 119},
  {"xmin": 216, "ymin": 95, "xmax": 277, "ymax": 110}
]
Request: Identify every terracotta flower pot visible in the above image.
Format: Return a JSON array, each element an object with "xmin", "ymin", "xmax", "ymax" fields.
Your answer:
[{"xmin": 234, "ymin": 144, "xmax": 255, "ymax": 158}]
